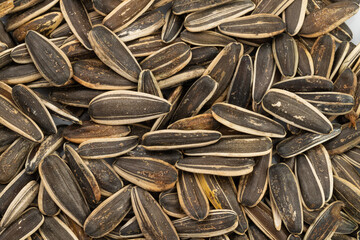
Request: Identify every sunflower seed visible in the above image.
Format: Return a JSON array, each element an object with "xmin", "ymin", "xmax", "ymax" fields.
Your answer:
[
  {"xmin": 127, "ymin": 34, "xmax": 175, "ymax": 57},
  {"xmin": 172, "ymin": 0, "xmax": 233, "ymax": 15},
  {"xmin": 271, "ymin": 76, "xmax": 333, "ymax": 92},
  {"xmin": 84, "ymin": 185, "xmax": 132, "ymax": 238},
  {"xmin": 0, "ymin": 63, "xmax": 42, "ymax": 84},
  {"xmin": 272, "ymin": 33, "xmax": 298, "ymax": 77},
  {"xmin": 184, "ymin": 0, "xmax": 255, "ymax": 32},
  {"xmin": 59, "ymin": 39, "xmax": 95, "ymax": 61},
  {"xmin": 92, "ymin": 0, "xmax": 122, "ymax": 15},
  {"xmin": 311, "ymin": 34, "xmax": 336, "ymax": 79},
  {"xmin": 39, "ymin": 154, "xmax": 91, "ymax": 226},
  {"xmin": 162, "ymin": 9, "xmax": 184, "ymax": 43},
  {"xmin": 158, "ymin": 65, "xmax": 206, "ymax": 89},
  {"xmin": 331, "ymin": 41, "xmax": 352, "ymax": 80},
  {"xmin": 118, "ymin": 216, "xmax": 143, "ymax": 239},
  {"xmin": 343, "ymin": 146, "xmax": 360, "ymax": 169},
  {"xmin": 189, "ymin": 46, "xmax": 219, "ymax": 66},
  {"xmin": 332, "ymin": 154, "xmax": 360, "ymax": 189},
  {"xmin": 283, "ymin": 0, "xmax": 307, "ymax": 36},
  {"xmin": 113, "ymin": 156, "xmax": 178, "ymax": 192},
  {"xmin": 252, "ymin": 0, "xmax": 295, "ymax": 15},
  {"xmin": 180, "ymin": 30, "xmax": 236, "ymax": 47},
  {"xmin": 138, "ymin": 69, "xmax": 163, "ymax": 98},
  {"xmin": 131, "ymin": 186, "xmax": 180, "ymax": 240},
  {"xmin": 296, "ymin": 41, "xmax": 314, "ymax": 76},
  {"xmin": 168, "ymin": 113, "xmax": 220, "ymax": 131},
  {"xmin": 39, "ymin": 216, "xmax": 78, "ymax": 240},
  {"xmin": 127, "ymin": 145, "xmax": 183, "ymax": 165},
  {"xmin": 89, "ymin": 90, "xmax": 171, "ymax": 125},
  {"xmin": 159, "ymin": 192, "xmax": 187, "ymax": 219},
  {"xmin": 38, "ymin": 181, "xmax": 60, "ymax": 216}
]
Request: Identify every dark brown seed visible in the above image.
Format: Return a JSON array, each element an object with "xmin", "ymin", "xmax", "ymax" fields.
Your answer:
[
  {"xmin": 50, "ymin": 87, "xmax": 104, "ymax": 108},
  {"xmin": 189, "ymin": 46, "xmax": 219, "ymax": 66},
  {"xmin": 218, "ymin": 14, "xmax": 286, "ymax": 39},
  {"xmin": 84, "ymin": 185, "xmax": 132, "ymax": 238},
  {"xmin": 331, "ymin": 41, "xmax": 351, "ymax": 80},
  {"xmin": 269, "ymin": 163, "xmax": 303, "ymax": 234},
  {"xmin": 118, "ymin": 216, "xmax": 143, "ymax": 238},
  {"xmin": 299, "ymin": 1, "xmax": 360, "ymax": 38},
  {"xmin": 272, "ymin": 33, "xmax": 298, "ymax": 77},
  {"xmin": 0, "ymin": 94, "xmax": 43, "ymax": 142},
  {"xmin": 25, "ymin": 30, "xmax": 73, "ymax": 87},
  {"xmin": 39, "ymin": 155, "xmax": 91, "ymax": 226},
  {"xmin": 132, "ymin": 186, "xmax": 180, "ymax": 240},
  {"xmin": 59, "ymin": 39, "xmax": 95, "ymax": 61},
  {"xmin": 0, "ymin": 125, "xmax": 19, "ymax": 152},
  {"xmin": 103, "ymin": 0, "xmax": 154, "ymax": 33},
  {"xmin": 142, "ymin": 130, "xmax": 221, "ymax": 150},
  {"xmin": 92, "ymin": 0, "xmax": 122, "ymax": 15},
  {"xmin": 343, "ymin": 146, "xmax": 360, "ymax": 169},
  {"xmin": 283, "ymin": 0, "xmax": 307, "ymax": 36},
  {"xmin": 252, "ymin": 0, "xmax": 295, "ymax": 15},
  {"xmin": 77, "ymin": 136, "xmax": 139, "ymax": 159},
  {"xmin": 177, "ymin": 171, "xmax": 209, "ymax": 221},
  {"xmin": 12, "ymin": 84, "xmax": 57, "ymax": 134},
  {"xmin": 39, "ymin": 216, "xmax": 78, "ymax": 240},
  {"xmin": 162, "ymin": 9, "xmax": 184, "ymax": 43},
  {"xmin": 334, "ymin": 68, "xmax": 357, "ymax": 96},
  {"xmin": 60, "ymin": 0, "xmax": 92, "ymax": 50},
  {"xmin": 180, "ymin": 30, "xmax": 236, "ymax": 47},
  {"xmin": 38, "ymin": 181, "xmax": 60, "ymax": 216},
  {"xmin": 184, "ymin": 136, "xmax": 272, "ymax": 157},
  {"xmin": 184, "ymin": 0, "xmax": 255, "ymax": 32},
  {"xmin": 10, "ymin": 0, "xmax": 44, "ymax": 14},
  {"xmin": 0, "ymin": 48, "xmax": 12, "ymax": 68},
  {"xmin": 0, "ymin": 21, "xmax": 14, "ymax": 48},
  {"xmin": 253, "ymin": 43, "xmax": 276, "ymax": 104},
  {"xmin": 138, "ymin": 69, "xmax": 163, "ymax": 98},
  {"xmin": 159, "ymin": 192, "xmax": 187, "ymax": 218},
  {"xmin": 311, "ymin": 34, "xmax": 336, "ymax": 79},
  {"xmin": 238, "ymin": 153, "xmax": 271, "ymax": 207},
  {"xmin": 276, "ymin": 123, "xmax": 341, "ymax": 158},
  {"xmin": 297, "ymin": 41, "xmax": 314, "ymax": 76},
  {"xmin": 12, "ymin": 12, "xmax": 63, "ymax": 42},
  {"xmin": 172, "ymin": 0, "xmax": 234, "ymax": 15},
  {"xmin": 113, "ymin": 156, "xmax": 178, "ymax": 192},
  {"xmin": 89, "ymin": 90, "xmax": 171, "ymax": 125},
  {"xmin": 127, "ymin": 145, "xmax": 183, "ymax": 165},
  {"xmin": 271, "ymin": 76, "xmax": 333, "ymax": 92},
  {"xmin": 88, "ymin": 25, "xmax": 142, "ymax": 82},
  {"xmin": 63, "ymin": 121, "xmax": 130, "ymax": 144},
  {"xmin": 262, "ymin": 89, "xmax": 333, "ymax": 134},
  {"xmin": 84, "ymin": 159, "xmax": 123, "ymax": 196},
  {"xmin": 168, "ymin": 113, "xmax": 220, "ymax": 131},
  {"xmin": 64, "ymin": 144, "xmax": 101, "ymax": 205},
  {"xmin": 332, "ymin": 154, "xmax": 360, "ymax": 189},
  {"xmin": 0, "ymin": 63, "xmax": 42, "ymax": 84},
  {"xmin": 158, "ymin": 65, "xmax": 206, "ymax": 89}
]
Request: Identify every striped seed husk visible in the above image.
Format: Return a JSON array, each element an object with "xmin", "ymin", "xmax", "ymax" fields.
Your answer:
[
  {"xmin": 296, "ymin": 41, "xmax": 314, "ymax": 76},
  {"xmin": 0, "ymin": 137, "xmax": 35, "ymax": 184},
  {"xmin": 12, "ymin": 84, "xmax": 57, "ymax": 134},
  {"xmin": 118, "ymin": 216, "xmax": 143, "ymax": 239},
  {"xmin": 84, "ymin": 159, "xmax": 123, "ymax": 197},
  {"xmin": 142, "ymin": 129, "xmax": 221, "ymax": 150},
  {"xmin": 63, "ymin": 121, "xmax": 130, "ymax": 144},
  {"xmin": 0, "ymin": 63, "xmax": 42, "ymax": 85},
  {"xmin": 116, "ymin": 10, "xmax": 165, "ymax": 42},
  {"xmin": 131, "ymin": 186, "xmax": 180, "ymax": 240},
  {"xmin": 0, "ymin": 48, "xmax": 12, "ymax": 69},
  {"xmin": 334, "ymin": 68, "xmax": 357, "ymax": 96},
  {"xmin": 184, "ymin": 0, "xmax": 255, "ymax": 32},
  {"xmin": 162, "ymin": 9, "xmax": 184, "ymax": 43},
  {"xmin": 295, "ymin": 154, "xmax": 326, "ymax": 210},
  {"xmin": 10, "ymin": 36, "xmax": 66, "ymax": 64},
  {"xmin": 25, "ymin": 30, "xmax": 73, "ymax": 87},
  {"xmin": 172, "ymin": 209, "xmax": 238, "ymax": 238},
  {"xmin": 253, "ymin": 42, "xmax": 276, "ymax": 104},
  {"xmin": 227, "ymin": 54, "xmax": 253, "ymax": 108},
  {"xmin": 197, "ymin": 174, "xmax": 248, "ymax": 234},
  {"xmin": 140, "ymin": 42, "xmax": 191, "ymax": 80},
  {"xmin": 269, "ymin": 194, "xmax": 282, "ymax": 232},
  {"xmin": 176, "ymin": 156, "xmax": 255, "ymax": 176},
  {"xmin": 88, "ymin": 90, "xmax": 171, "ymax": 125},
  {"xmin": 311, "ymin": 34, "xmax": 336, "ymax": 79},
  {"xmin": 299, "ymin": 1, "xmax": 360, "ymax": 38},
  {"xmin": 172, "ymin": 0, "xmax": 234, "ymax": 15},
  {"xmin": 177, "ymin": 171, "xmax": 209, "ymax": 221},
  {"xmin": 0, "ymin": 169, "xmax": 35, "ymax": 216},
  {"xmin": 303, "ymin": 201, "xmax": 345, "ymax": 240},
  {"xmin": 38, "ymin": 181, "xmax": 60, "ymax": 216},
  {"xmin": 5, "ymin": 0, "xmax": 59, "ymax": 31},
  {"xmin": 343, "ymin": 146, "xmax": 360, "ymax": 168},
  {"xmin": 39, "ymin": 216, "xmax": 78, "ymax": 240},
  {"xmin": 252, "ymin": 0, "xmax": 295, "ymax": 15},
  {"xmin": 0, "ymin": 180, "xmax": 38, "ymax": 228},
  {"xmin": 189, "ymin": 46, "xmax": 219, "ymax": 65},
  {"xmin": 88, "ymin": 25, "xmax": 142, "ymax": 82},
  {"xmin": 218, "ymin": 14, "xmax": 286, "ymax": 39},
  {"xmin": 138, "ymin": 69, "xmax": 163, "ymax": 98},
  {"xmin": 159, "ymin": 192, "xmax": 187, "ymax": 219},
  {"xmin": 269, "ymin": 163, "xmax": 303, "ymax": 234},
  {"xmin": 92, "ymin": 0, "xmax": 122, "ymax": 15},
  {"xmin": 59, "ymin": 39, "xmax": 95, "ymax": 60},
  {"xmin": 13, "ymin": 11, "xmax": 63, "ymax": 42},
  {"xmin": 84, "ymin": 185, "xmax": 132, "ymax": 238},
  {"xmin": 331, "ymin": 41, "xmax": 352, "ymax": 80},
  {"xmin": 64, "ymin": 143, "xmax": 101, "ymax": 205},
  {"xmin": 0, "ymin": 94, "xmax": 44, "ymax": 142},
  {"xmin": 340, "ymin": 42, "xmax": 360, "ymax": 74},
  {"xmin": 184, "ymin": 135, "xmax": 272, "ymax": 157},
  {"xmin": 103, "ymin": 0, "xmax": 154, "ymax": 33},
  {"xmin": 276, "ymin": 123, "xmax": 341, "ymax": 158},
  {"xmin": 262, "ymin": 88, "xmax": 333, "ymax": 134},
  {"xmin": 272, "ymin": 33, "xmax": 298, "ymax": 77},
  {"xmin": 39, "ymin": 154, "xmax": 91, "ymax": 227},
  {"xmin": 172, "ymin": 75, "xmax": 218, "ymax": 122},
  {"xmin": 305, "ymin": 145, "xmax": 334, "ymax": 202},
  {"xmin": 324, "ymin": 120, "xmax": 360, "ymax": 155},
  {"xmin": 271, "ymin": 75, "xmax": 333, "ymax": 92},
  {"xmin": 332, "ymin": 154, "xmax": 360, "ymax": 189},
  {"xmin": 168, "ymin": 113, "xmax": 221, "ymax": 131},
  {"xmin": 0, "ymin": 0, "xmax": 13, "ymax": 18},
  {"xmin": 127, "ymin": 145, "xmax": 183, "ymax": 165},
  {"xmin": 0, "ymin": 21, "xmax": 14, "ymax": 48},
  {"xmin": 77, "ymin": 136, "xmax": 139, "ymax": 159},
  {"xmin": 283, "ymin": 0, "xmax": 307, "ymax": 36},
  {"xmin": 248, "ymin": 223, "xmax": 268, "ymax": 240},
  {"xmin": 0, "ymin": 207, "xmax": 44, "ymax": 240},
  {"xmin": 50, "ymin": 87, "xmax": 104, "ymax": 108},
  {"xmin": 113, "ymin": 156, "xmax": 178, "ymax": 192},
  {"xmin": 158, "ymin": 65, "xmax": 206, "ymax": 89},
  {"xmin": 60, "ymin": 0, "xmax": 92, "ymax": 50},
  {"xmin": 212, "ymin": 102, "xmax": 286, "ymax": 138},
  {"xmin": 0, "ymin": 125, "xmax": 19, "ymax": 152},
  {"xmin": 238, "ymin": 152, "xmax": 271, "ymax": 207},
  {"xmin": 126, "ymin": 34, "xmax": 175, "ymax": 57},
  {"xmin": 9, "ymin": 0, "xmax": 44, "ymax": 14},
  {"xmin": 0, "ymin": 82, "xmax": 13, "ymax": 103},
  {"xmin": 296, "ymin": 92, "xmax": 354, "ymax": 115},
  {"xmin": 180, "ymin": 30, "xmax": 236, "ymax": 47}
]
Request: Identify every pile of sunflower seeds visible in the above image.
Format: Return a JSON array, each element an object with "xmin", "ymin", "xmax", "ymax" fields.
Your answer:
[{"xmin": 1, "ymin": 0, "xmax": 360, "ymax": 239}]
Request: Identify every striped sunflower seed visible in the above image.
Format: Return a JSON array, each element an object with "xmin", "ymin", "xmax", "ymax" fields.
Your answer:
[
  {"xmin": 296, "ymin": 41, "xmax": 314, "ymax": 76},
  {"xmin": 271, "ymin": 76, "xmax": 333, "ymax": 92},
  {"xmin": 343, "ymin": 146, "xmax": 360, "ymax": 169},
  {"xmin": 39, "ymin": 216, "xmax": 78, "ymax": 240},
  {"xmin": 113, "ymin": 156, "xmax": 178, "ymax": 192},
  {"xmin": 332, "ymin": 154, "xmax": 360, "ymax": 189},
  {"xmin": 92, "ymin": 0, "xmax": 122, "ymax": 15},
  {"xmin": 189, "ymin": 46, "xmax": 219, "ymax": 66},
  {"xmin": 118, "ymin": 216, "xmax": 143, "ymax": 239},
  {"xmin": 0, "ymin": 63, "xmax": 41, "ymax": 85},
  {"xmin": 172, "ymin": 0, "xmax": 233, "ymax": 15},
  {"xmin": 38, "ymin": 181, "xmax": 60, "ymax": 216},
  {"xmin": 168, "ymin": 113, "xmax": 220, "ymax": 131},
  {"xmin": 127, "ymin": 145, "xmax": 183, "ymax": 165},
  {"xmin": 159, "ymin": 192, "xmax": 187, "ymax": 219},
  {"xmin": 138, "ymin": 69, "xmax": 163, "ymax": 98},
  {"xmin": 311, "ymin": 34, "xmax": 336, "ymax": 79},
  {"xmin": 252, "ymin": 0, "xmax": 295, "ymax": 15},
  {"xmin": 283, "ymin": 0, "xmax": 307, "ymax": 36},
  {"xmin": 272, "ymin": 33, "xmax": 298, "ymax": 77},
  {"xmin": 161, "ymin": 10, "xmax": 183, "ymax": 43},
  {"xmin": 180, "ymin": 30, "xmax": 236, "ymax": 47},
  {"xmin": 334, "ymin": 68, "xmax": 357, "ymax": 96}
]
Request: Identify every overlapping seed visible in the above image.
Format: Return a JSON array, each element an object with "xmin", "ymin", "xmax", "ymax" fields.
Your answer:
[{"xmin": 1, "ymin": 0, "xmax": 360, "ymax": 239}]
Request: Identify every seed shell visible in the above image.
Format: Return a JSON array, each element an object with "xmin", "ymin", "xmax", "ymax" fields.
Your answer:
[
  {"xmin": 118, "ymin": 216, "xmax": 143, "ymax": 238},
  {"xmin": 38, "ymin": 181, "xmax": 60, "ymax": 216},
  {"xmin": 168, "ymin": 113, "xmax": 220, "ymax": 131},
  {"xmin": 0, "ymin": 63, "xmax": 42, "ymax": 84},
  {"xmin": 159, "ymin": 192, "xmax": 186, "ymax": 219},
  {"xmin": 138, "ymin": 69, "xmax": 163, "ymax": 98},
  {"xmin": 271, "ymin": 76, "xmax": 333, "ymax": 92},
  {"xmin": 296, "ymin": 41, "xmax": 314, "ymax": 76},
  {"xmin": 92, "ymin": 0, "xmax": 122, "ymax": 15},
  {"xmin": 39, "ymin": 216, "xmax": 78, "ymax": 240},
  {"xmin": 311, "ymin": 34, "xmax": 336, "ymax": 79},
  {"xmin": 272, "ymin": 33, "xmax": 298, "ymax": 77},
  {"xmin": 172, "ymin": 0, "xmax": 234, "ymax": 15},
  {"xmin": 283, "ymin": 0, "xmax": 307, "ymax": 36},
  {"xmin": 127, "ymin": 145, "xmax": 183, "ymax": 165},
  {"xmin": 252, "ymin": 0, "xmax": 295, "ymax": 15}
]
